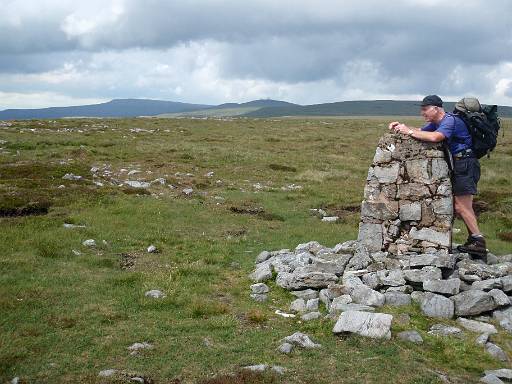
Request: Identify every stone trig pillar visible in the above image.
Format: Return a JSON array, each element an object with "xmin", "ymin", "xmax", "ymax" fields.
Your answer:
[{"xmin": 358, "ymin": 132, "xmax": 453, "ymax": 255}]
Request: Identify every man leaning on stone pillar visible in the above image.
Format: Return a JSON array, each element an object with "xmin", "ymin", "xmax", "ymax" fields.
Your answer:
[{"xmin": 388, "ymin": 95, "xmax": 488, "ymax": 261}]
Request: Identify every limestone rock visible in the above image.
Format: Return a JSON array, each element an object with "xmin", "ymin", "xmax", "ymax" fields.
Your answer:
[
  {"xmin": 489, "ymin": 289, "xmax": 510, "ymax": 306},
  {"xmin": 384, "ymin": 292, "xmax": 411, "ymax": 306},
  {"xmin": 420, "ymin": 293, "xmax": 454, "ymax": 318},
  {"xmin": 423, "ymin": 278, "xmax": 461, "ymax": 296},
  {"xmin": 250, "ymin": 293, "xmax": 267, "ymax": 302},
  {"xmin": 250, "ymin": 283, "xmax": 269, "ymax": 294},
  {"xmin": 332, "ymin": 310, "xmax": 393, "ymax": 339},
  {"xmin": 484, "ymin": 370, "xmax": 512, "ymax": 381},
  {"xmin": 249, "ymin": 264, "xmax": 273, "ymax": 283},
  {"xmin": 282, "ymin": 332, "xmax": 321, "ymax": 349},
  {"xmin": 256, "ymin": 251, "xmax": 271, "ymax": 263},
  {"xmin": 145, "ymin": 290, "xmax": 165, "ymax": 299},
  {"xmin": 480, "ymin": 374, "xmax": 505, "ymax": 384},
  {"xmin": 456, "ymin": 317, "xmax": 497, "ymax": 334},
  {"xmin": 291, "ymin": 289, "xmax": 319, "ymax": 300},
  {"xmin": 403, "ymin": 266, "xmax": 442, "ymax": 283},
  {"xmin": 485, "ymin": 342, "xmax": 509, "ymax": 362},
  {"xmin": 397, "ymin": 330, "xmax": 423, "ymax": 344},
  {"xmin": 409, "ymin": 227, "xmax": 450, "ymax": 247},
  {"xmin": 301, "ymin": 311, "xmax": 322, "ymax": 321},
  {"xmin": 290, "ymin": 298, "xmax": 306, "ymax": 313},
  {"xmin": 277, "ymin": 342, "xmax": 293, "ymax": 354},
  {"xmin": 451, "ymin": 290, "xmax": 497, "ymax": 316},
  {"xmin": 276, "ymin": 271, "xmax": 339, "ymax": 290},
  {"xmin": 428, "ymin": 324, "xmax": 462, "ymax": 337},
  {"xmin": 357, "ymin": 223, "xmax": 383, "ymax": 252},
  {"xmin": 350, "ymin": 285, "xmax": 385, "ymax": 307}
]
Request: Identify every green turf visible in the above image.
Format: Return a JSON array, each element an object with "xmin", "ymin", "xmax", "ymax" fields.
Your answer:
[{"xmin": 0, "ymin": 116, "xmax": 511, "ymax": 383}]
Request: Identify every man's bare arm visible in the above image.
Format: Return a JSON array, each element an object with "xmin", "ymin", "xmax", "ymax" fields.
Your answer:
[{"xmin": 388, "ymin": 122, "xmax": 445, "ymax": 143}]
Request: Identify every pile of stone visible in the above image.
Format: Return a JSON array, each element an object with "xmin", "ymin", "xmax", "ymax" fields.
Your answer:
[
  {"xmin": 250, "ymin": 240, "xmax": 512, "ymax": 320},
  {"xmin": 249, "ymin": 239, "xmax": 512, "ymax": 361},
  {"xmin": 247, "ymin": 130, "xmax": 511, "ymax": 380},
  {"xmin": 359, "ymin": 133, "xmax": 453, "ymax": 254}
]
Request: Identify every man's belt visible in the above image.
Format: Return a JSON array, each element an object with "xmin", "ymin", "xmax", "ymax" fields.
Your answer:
[{"xmin": 453, "ymin": 148, "xmax": 474, "ymax": 159}]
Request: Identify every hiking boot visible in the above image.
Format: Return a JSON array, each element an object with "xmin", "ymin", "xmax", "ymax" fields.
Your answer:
[{"xmin": 457, "ymin": 236, "xmax": 488, "ymax": 260}]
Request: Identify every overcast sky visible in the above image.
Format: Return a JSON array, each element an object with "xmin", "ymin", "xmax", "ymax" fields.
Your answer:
[{"xmin": 1, "ymin": 0, "xmax": 512, "ymax": 109}]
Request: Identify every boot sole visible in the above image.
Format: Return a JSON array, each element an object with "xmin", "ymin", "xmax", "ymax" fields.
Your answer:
[{"xmin": 457, "ymin": 247, "xmax": 488, "ymax": 257}]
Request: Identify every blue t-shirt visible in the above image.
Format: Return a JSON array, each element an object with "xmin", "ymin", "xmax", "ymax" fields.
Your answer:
[{"xmin": 421, "ymin": 113, "xmax": 472, "ymax": 155}]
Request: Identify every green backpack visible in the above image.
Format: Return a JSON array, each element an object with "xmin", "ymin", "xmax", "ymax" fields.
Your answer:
[{"xmin": 452, "ymin": 97, "xmax": 501, "ymax": 158}]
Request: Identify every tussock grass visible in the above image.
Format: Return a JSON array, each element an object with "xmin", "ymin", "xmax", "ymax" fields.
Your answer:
[{"xmin": 0, "ymin": 117, "xmax": 511, "ymax": 383}]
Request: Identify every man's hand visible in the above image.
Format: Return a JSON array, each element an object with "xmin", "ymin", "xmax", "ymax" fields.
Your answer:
[
  {"xmin": 388, "ymin": 121, "xmax": 400, "ymax": 130},
  {"xmin": 389, "ymin": 121, "xmax": 412, "ymax": 135}
]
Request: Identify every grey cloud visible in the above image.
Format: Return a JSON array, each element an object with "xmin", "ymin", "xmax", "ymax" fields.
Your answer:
[{"xmin": 1, "ymin": 0, "xmax": 511, "ymax": 107}]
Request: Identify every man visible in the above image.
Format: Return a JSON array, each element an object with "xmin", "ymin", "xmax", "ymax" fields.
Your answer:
[{"xmin": 388, "ymin": 95, "xmax": 488, "ymax": 259}]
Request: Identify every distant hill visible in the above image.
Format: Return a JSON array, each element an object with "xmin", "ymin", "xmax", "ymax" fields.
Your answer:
[
  {"xmin": 1, "ymin": 98, "xmax": 511, "ymax": 119},
  {"xmin": 0, "ymin": 98, "xmax": 297, "ymax": 120},
  {"xmin": 241, "ymin": 100, "xmax": 512, "ymax": 118},
  {"xmin": 0, "ymin": 99, "xmax": 213, "ymax": 119},
  {"xmin": 157, "ymin": 99, "xmax": 298, "ymax": 118}
]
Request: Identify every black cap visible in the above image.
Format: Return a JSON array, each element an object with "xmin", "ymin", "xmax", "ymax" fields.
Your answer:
[{"xmin": 420, "ymin": 95, "xmax": 443, "ymax": 107}]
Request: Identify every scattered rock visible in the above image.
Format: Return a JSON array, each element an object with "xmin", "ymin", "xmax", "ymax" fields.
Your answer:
[
  {"xmin": 99, "ymin": 369, "xmax": 117, "ymax": 377},
  {"xmin": 250, "ymin": 283, "xmax": 269, "ymax": 294},
  {"xmin": 456, "ymin": 317, "xmax": 497, "ymax": 334},
  {"xmin": 125, "ymin": 180, "xmax": 150, "ymax": 188},
  {"xmin": 290, "ymin": 298, "xmax": 306, "ymax": 313},
  {"xmin": 480, "ymin": 374, "xmax": 505, "ymax": 384},
  {"xmin": 428, "ymin": 324, "xmax": 462, "ymax": 337},
  {"xmin": 282, "ymin": 332, "xmax": 321, "ymax": 349},
  {"xmin": 291, "ymin": 289, "xmax": 318, "ymax": 300},
  {"xmin": 249, "ymin": 264, "xmax": 273, "ymax": 283},
  {"xmin": 147, "ymin": 245, "xmax": 157, "ymax": 253},
  {"xmin": 475, "ymin": 333, "xmax": 489, "ymax": 345},
  {"xmin": 485, "ymin": 342, "xmax": 509, "ymax": 362},
  {"xmin": 250, "ymin": 293, "xmax": 267, "ymax": 302},
  {"xmin": 332, "ymin": 310, "xmax": 393, "ymax": 339},
  {"xmin": 62, "ymin": 173, "xmax": 82, "ymax": 180},
  {"xmin": 306, "ymin": 298, "xmax": 319, "ymax": 311},
  {"xmin": 397, "ymin": 330, "xmax": 423, "ymax": 344},
  {"xmin": 256, "ymin": 251, "xmax": 271, "ymax": 263},
  {"xmin": 277, "ymin": 342, "xmax": 293, "ymax": 354},
  {"xmin": 271, "ymin": 366, "xmax": 286, "ymax": 375},
  {"xmin": 63, "ymin": 223, "xmax": 86, "ymax": 229},
  {"xmin": 82, "ymin": 239, "xmax": 96, "ymax": 247},
  {"xmin": 484, "ymin": 369, "xmax": 512, "ymax": 381},
  {"xmin": 301, "ymin": 311, "xmax": 322, "ymax": 321},
  {"xmin": 128, "ymin": 342, "xmax": 153, "ymax": 355},
  {"xmin": 182, "ymin": 188, "xmax": 194, "ymax": 196},
  {"xmin": 274, "ymin": 310, "xmax": 295, "ymax": 318},
  {"xmin": 144, "ymin": 290, "xmax": 165, "ymax": 299},
  {"xmin": 242, "ymin": 364, "xmax": 267, "ymax": 372}
]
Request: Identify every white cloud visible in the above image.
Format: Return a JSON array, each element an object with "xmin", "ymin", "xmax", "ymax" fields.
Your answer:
[
  {"xmin": 0, "ymin": 0, "xmax": 511, "ymax": 108},
  {"xmin": 0, "ymin": 91, "xmax": 106, "ymax": 109}
]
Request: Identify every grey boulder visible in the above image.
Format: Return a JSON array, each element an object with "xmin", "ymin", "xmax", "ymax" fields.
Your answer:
[
  {"xmin": 332, "ymin": 310, "xmax": 393, "ymax": 339},
  {"xmin": 451, "ymin": 290, "xmax": 497, "ymax": 316},
  {"xmin": 397, "ymin": 330, "xmax": 423, "ymax": 344},
  {"xmin": 420, "ymin": 293, "xmax": 454, "ymax": 318}
]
